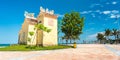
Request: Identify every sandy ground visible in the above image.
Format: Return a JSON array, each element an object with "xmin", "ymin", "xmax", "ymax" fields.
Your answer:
[
  {"xmin": 107, "ymin": 44, "xmax": 120, "ymax": 50},
  {"xmin": 0, "ymin": 44, "xmax": 120, "ymax": 60}
]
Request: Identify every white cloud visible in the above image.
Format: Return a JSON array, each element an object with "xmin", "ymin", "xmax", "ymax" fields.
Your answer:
[
  {"xmin": 101, "ymin": 10, "xmax": 120, "ymax": 19},
  {"xmin": 111, "ymin": 10, "xmax": 119, "ymax": 14},
  {"xmin": 88, "ymin": 11, "xmax": 92, "ymax": 13},
  {"xmin": 90, "ymin": 4, "xmax": 103, "ymax": 8},
  {"xmin": 80, "ymin": 10, "xmax": 120, "ymax": 19},
  {"xmin": 88, "ymin": 31, "xmax": 104, "ymax": 38},
  {"xmin": 56, "ymin": 14, "xmax": 64, "ymax": 18},
  {"xmin": 117, "ymin": 15, "xmax": 120, "ymax": 18},
  {"xmin": 95, "ymin": 10, "xmax": 102, "ymax": 14},
  {"xmin": 106, "ymin": 1, "xmax": 118, "ymax": 5},
  {"xmin": 102, "ymin": 10, "xmax": 119, "ymax": 15},
  {"xmin": 110, "ymin": 14, "xmax": 120, "ymax": 18},
  {"xmin": 80, "ymin": 11, "xmax": 88, "ymax": 14},
  {"xmin": 112, "ymin": 1, "xmax": 117, "ymax": 5},
  {"xmin": 103, "ymin": 11, "xmax": 111, "ymax": 14},
  {"xmin": 80, "ymin": 11, "xmax": 92, "ymax": 14},
  {"xmin": 91, "ymin": 13, "xmax": 95, "ymax": 18},
  {"xmin": 110, "ymin": 14, "xmax": 116, "ymax": 18}
]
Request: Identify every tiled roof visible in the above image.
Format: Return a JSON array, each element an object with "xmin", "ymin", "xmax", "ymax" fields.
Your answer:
[
  {"xmin": 26, "ymin": 18, "xmax": 39, "ymax": 25},
  {"xmin": 40, "ymin": 12, "xmax": 57, "ymax": 19}
]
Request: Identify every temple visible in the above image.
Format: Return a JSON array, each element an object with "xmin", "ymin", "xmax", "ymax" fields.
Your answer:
[{"xmin": 18, "ymin": 6, "xmax": 58, "ymax": 46}]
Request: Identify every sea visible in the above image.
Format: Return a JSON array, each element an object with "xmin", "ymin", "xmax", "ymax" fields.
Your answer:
[{"xmin": 0, "ymin": 44, "xmax": 10, "ymax": 48}]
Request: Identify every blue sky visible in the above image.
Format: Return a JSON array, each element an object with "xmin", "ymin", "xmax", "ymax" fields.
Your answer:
[{"xmin": 0, "ymin": 0, "xmax": 120, "ymax": 44}]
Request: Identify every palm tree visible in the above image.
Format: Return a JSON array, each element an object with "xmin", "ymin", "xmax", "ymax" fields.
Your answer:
[
  {"xmin": 96, "ymin": 33, "xmax": 104, "ymax": 44},
  {"xmin": 28, "ymin": 31, "xmax": 34, "ymax": 47},
  {"xmin": 62, "ymin": 35, "xmax": 69, "ymax": 45},
  {"xmin": 112, "ymin": 29, "xmax": 118, "ymax": 44},
  {"xmin": 105, "ymin": 29, "xmax": 111, "ymax": 44},
  {"xmin": 31, "ymin": 23, "xmax": 51, "ymax": 46},
  {"xmin": 117, "ymin": 30, "xmax": 120, "ymax": 44}
]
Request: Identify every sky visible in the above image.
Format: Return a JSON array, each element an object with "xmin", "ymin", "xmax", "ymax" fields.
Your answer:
[{"xmin": 0, "ymin": 0, "xmax": 120, "ymax": 44}]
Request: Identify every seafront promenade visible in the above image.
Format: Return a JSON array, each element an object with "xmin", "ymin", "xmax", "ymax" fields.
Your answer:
[{"xmin": 0, "ymin": 44, "xmax": 120, "ymax": 60}]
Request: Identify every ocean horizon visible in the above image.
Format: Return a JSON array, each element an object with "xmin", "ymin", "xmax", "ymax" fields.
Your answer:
[{"xmin": 0, "ymin": 44, "xmax": 10, "ymax": 48}]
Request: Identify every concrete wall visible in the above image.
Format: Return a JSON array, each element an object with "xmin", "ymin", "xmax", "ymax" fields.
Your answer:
[{"xmin": 19, "ymin": 19, "xmax": 29, "ymax": 44}]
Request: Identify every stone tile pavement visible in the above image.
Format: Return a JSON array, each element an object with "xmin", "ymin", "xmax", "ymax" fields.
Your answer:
[{"xmin": 0, "ymin": 44, "xmax": 119, "ymax": 60}]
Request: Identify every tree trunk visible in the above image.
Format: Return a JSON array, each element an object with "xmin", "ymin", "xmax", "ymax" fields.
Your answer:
[
  {"xmin": 115, "ymin": 36, "xmax": 117, "ymax": 44},
  {"xmin": 66, "ymin": 40, "xmax": 68, "ymax": 45},
  {"xmin": 32, "ymin": 30, "xmax": 37, "ymax": 46}
]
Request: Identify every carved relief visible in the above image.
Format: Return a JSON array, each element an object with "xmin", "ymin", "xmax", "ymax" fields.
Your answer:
[
  {"xmin": 24, "ymin": 11, "xmax": 35, "ymax": 19},
  {"xmin": 40, "ymin": 6, "xmax": 54, "ymax": 15}
]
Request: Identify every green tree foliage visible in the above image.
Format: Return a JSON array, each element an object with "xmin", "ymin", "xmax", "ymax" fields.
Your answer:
[
  {"xmin": 29, "ymin": 32, "xmax": 34, "ymax": 36},
  {"xmin": 96, "ymin": 28, "xmax": 120, "ymax": 44},
  {"xmin": 28, "ymin": 31, "xmax": 34, "ymax": 47},
  {"xmin": 112, "ymin": 29, "xmax": 119, "ymax": 44},
  {"xmin": 35, "ymin": 24, "xmax": 51, "ymax": 33},
  {"xmin": 61, "ymin": 11, "xmax": 84, "ymax": 44},
  {"xmin": 28, "ymin": 31, "xmax": 34, "ymax": 43},
  {"xmin": 29, "ymin": 23, "xmax": 51, "ymax": 46},
  {"xmin": 105, "ymin": 29, "xmax": 111, "ymax": 40},
  {"xmin": 27, "ymin": 37, "xmax": 31, "ymax": 43},
  {"xmin": 96, "ymin": 33, "xmax": 104, "ymax": 44},
  {"xmin": 112, "ymin": 29, "xmax": 117, "ymax": 40}
]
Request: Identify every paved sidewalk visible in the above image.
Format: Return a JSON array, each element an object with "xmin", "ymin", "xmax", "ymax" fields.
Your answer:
[
  {"xmin": 0, "ymin": 44, "xmax": 119, "ymax": 60},
  {"xmin": 105, "ymin": 45, "xmax": 120, "ymax": 56}
]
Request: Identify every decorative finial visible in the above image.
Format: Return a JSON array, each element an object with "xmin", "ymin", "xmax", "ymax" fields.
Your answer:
[
  {"xmin": 40, "ymin": 6, "xmax": 45, "ymax": 12},
  {"xmin": 46, "ymin": 8, "xmax": 49, "ymax": 13},
  {"xmin": 24, "ymin": 11, "xmax": 35, "ymax": 19}
]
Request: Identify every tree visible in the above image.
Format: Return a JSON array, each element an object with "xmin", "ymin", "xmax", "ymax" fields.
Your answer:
[
  {"xmin": 61, "ymin": 11, "xmax": 84, "ymax": 45},
  {"xmin": 35, "ymin": 24, "xmax": 51, "ymax": 33},
  {"xmin": 28, "ymin": 31, "xmax": 34, "ymax": 47},
  {"xmin": 105, "ymin": 29, "xmax": 111, "ymax": 43},
  {"xmin": 112, "ymin": 29, "xmax": 118, "ymax": 44},
  {"xmin": 31, "ymin": 23, "xmax": 51, "ymax": 46},
  {"xmin": 29, "ymin": 31, "xmax": 34, "ymax": 36},
  {"xmin": 62, "ymin": 35, "xmax": 69, "ymax": 45},
  {"xmin": 96, "ymin": 33, "xmax": 104, "ymax": 44}
]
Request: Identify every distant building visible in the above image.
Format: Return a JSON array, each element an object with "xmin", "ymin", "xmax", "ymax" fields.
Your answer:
[{"xmin": 18, "ymin": 7, "xmax": 58, "ymax": 46}]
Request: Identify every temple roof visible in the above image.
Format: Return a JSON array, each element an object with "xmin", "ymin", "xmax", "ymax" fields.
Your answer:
[
  {"xmin": 26, "ymin": 18, "xmax": 39, "ymax": 25},
  {"xmin": 40, "ymin": 12, "xmax": 57, "ymax": 19}
]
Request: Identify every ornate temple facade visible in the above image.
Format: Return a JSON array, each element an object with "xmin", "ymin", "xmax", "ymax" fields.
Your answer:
[{"xmin": 18, "ymin": 7, "xmax": 58, "ymax": 46}]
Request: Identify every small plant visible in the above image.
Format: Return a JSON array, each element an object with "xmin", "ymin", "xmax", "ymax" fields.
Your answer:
[
  {"xmin": 27, "ymin": 37, "xmax": 31, "ymax": 43},
  {"xmin": 28, "ymin": 32, "xmax": 34, "ymax": 48}
]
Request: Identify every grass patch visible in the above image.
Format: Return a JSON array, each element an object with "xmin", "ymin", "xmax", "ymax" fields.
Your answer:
[{"xmin": 0, "ymin": 45, "xmax": 73, "ymax": 51}]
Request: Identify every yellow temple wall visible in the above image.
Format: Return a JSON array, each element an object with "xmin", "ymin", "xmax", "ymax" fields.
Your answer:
[
  {"xmin": 27, "ymin": 24, "xmax": 37, "ymax": 45},
  {"xmin": 19, "ymin": 19, "xmax": 29, "ymax": 44},
  {"xmin": 42, "ymin": 17, "xmax": 58, "ymax": 46}
]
